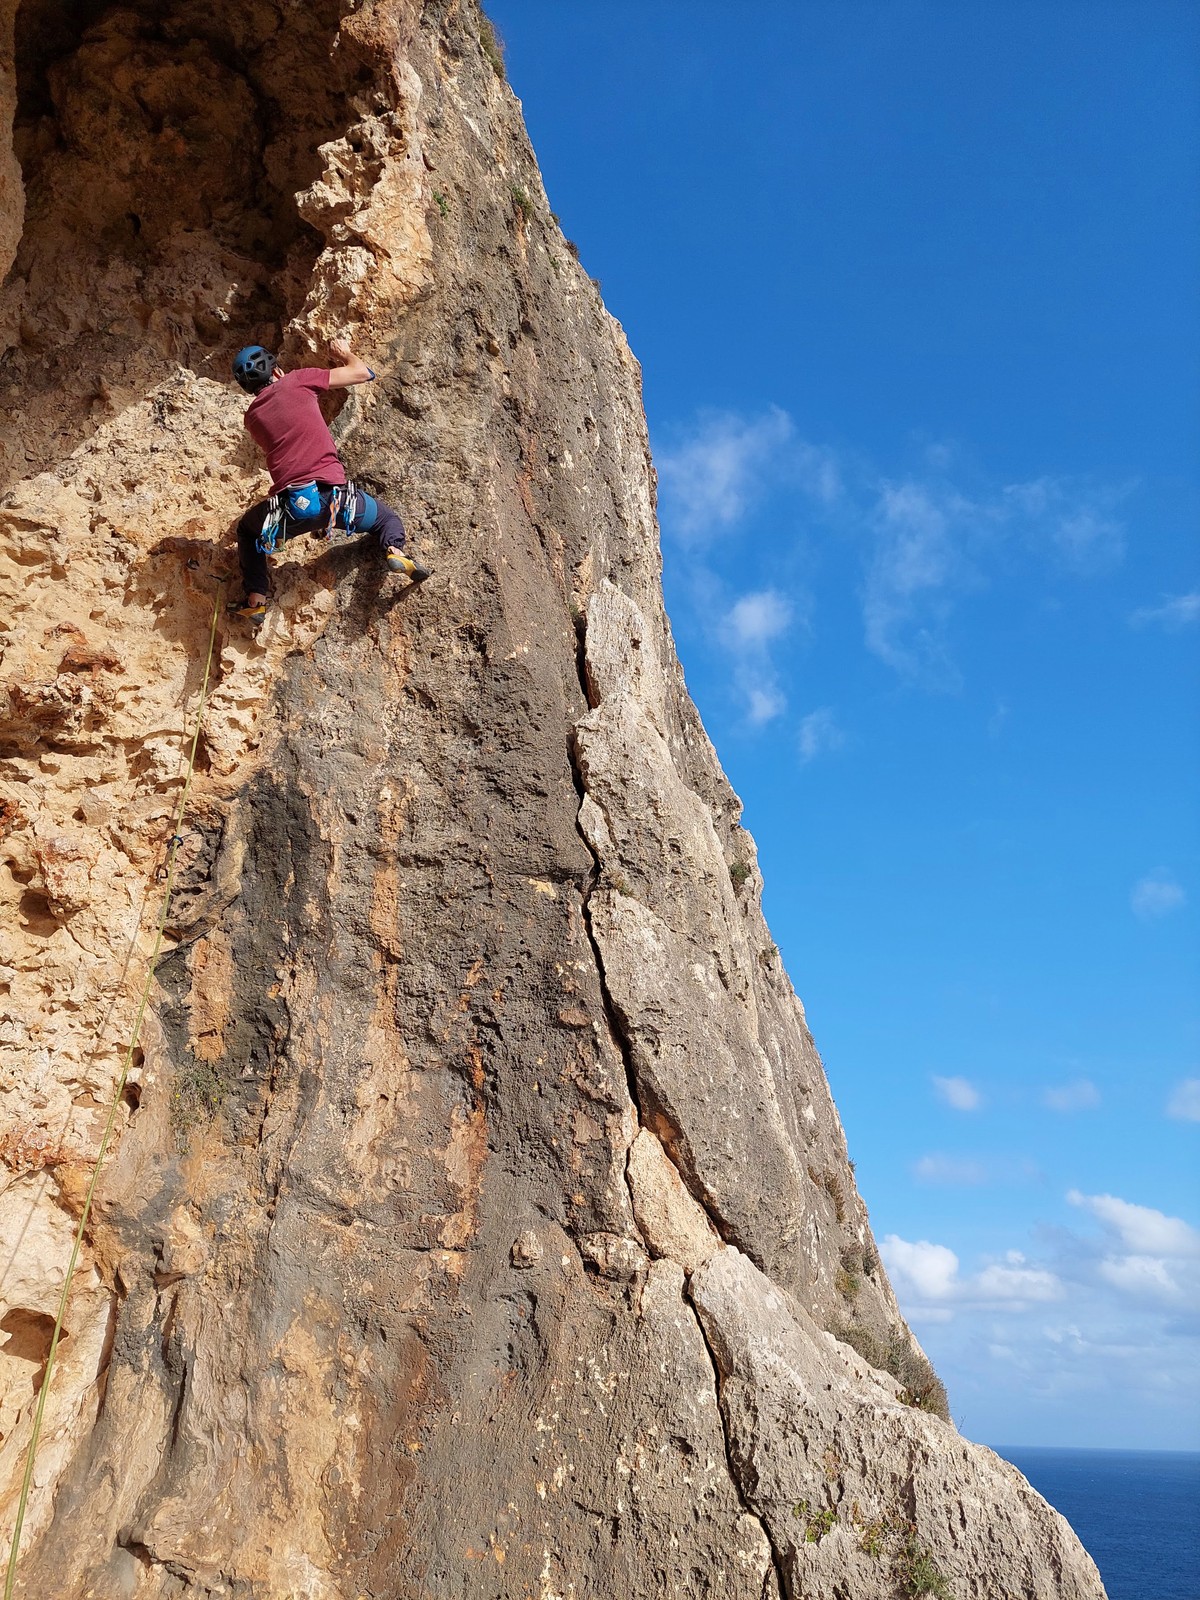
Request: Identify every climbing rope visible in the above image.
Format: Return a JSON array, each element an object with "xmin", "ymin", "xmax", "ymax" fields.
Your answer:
[{"xmin": 3, "ymin": 578, "xmax": 225, "ymax": 1600}]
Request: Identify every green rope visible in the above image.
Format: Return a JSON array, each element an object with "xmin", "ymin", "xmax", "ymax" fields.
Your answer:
[{"xmin": 3, "ymin": 579, "xmax": 225, "ymax": 1599}]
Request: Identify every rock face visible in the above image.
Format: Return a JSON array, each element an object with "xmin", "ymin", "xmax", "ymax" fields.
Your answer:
[{"xmin": 0, "ymin": 2, "xmax": 1106, "ymax": 1596}]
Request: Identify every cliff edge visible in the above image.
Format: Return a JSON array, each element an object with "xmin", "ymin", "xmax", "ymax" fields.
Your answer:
[{"xmin": 0, "ymin": 2, "xmax": 1106, "ymax": 1596}]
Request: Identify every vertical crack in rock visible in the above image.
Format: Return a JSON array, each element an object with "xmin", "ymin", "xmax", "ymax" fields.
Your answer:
[
  {"xmin": 685, "ymin": 1277, "xmax": 790, "ymax": 1600},
  {"xmin": 566, "ymin": 603, "xmax": 734, "ymax": 1246},
  {"xmin": 566, "ymin": 610, "xmax": 733, "ymax": 1258},
  {"xmin": 567, "ymin": 608, "xmax": 786, "ymax": 1598}
]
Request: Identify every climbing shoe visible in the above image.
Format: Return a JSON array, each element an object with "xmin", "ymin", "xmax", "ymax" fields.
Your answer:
[
  {"xmin": 228, "ymin": 596, "xmax": 268, "ymax": 627},
  {"xmin": 386, "ymin": 548, "xmax": 431, "ymax": 582}
]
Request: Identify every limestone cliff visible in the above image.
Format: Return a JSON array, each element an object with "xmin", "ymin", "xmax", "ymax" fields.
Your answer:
[{"xmin": 0, "ymin": 3, "xmax": 1106, "ymax": 1596}]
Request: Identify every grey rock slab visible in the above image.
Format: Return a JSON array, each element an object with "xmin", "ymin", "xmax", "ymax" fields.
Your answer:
[
  {"xmin": 576, "ymin": 583, "xmax": 887, "ymax": 1326},
  {"xmin": 626, "ymin": 1127, "xmax": 721, "ymax": 1274},
  {"xmin": 690, "ymin": 1247, "xmax": 1108, "ymax": 1600}
]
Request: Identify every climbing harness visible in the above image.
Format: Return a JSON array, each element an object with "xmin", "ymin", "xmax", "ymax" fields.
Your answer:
[
  {"xmin": 2, "ymin": 578, "xmax": 226, "ymax": 1600},
  {"xmin": 253, "ymin": 480, "xmax": 360, "ymax": 556}
]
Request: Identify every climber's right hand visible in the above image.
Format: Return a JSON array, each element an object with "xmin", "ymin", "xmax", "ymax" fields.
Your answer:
[{"xmin": 328, "ymin": 341, "xmax": 377, "ymax": 389}]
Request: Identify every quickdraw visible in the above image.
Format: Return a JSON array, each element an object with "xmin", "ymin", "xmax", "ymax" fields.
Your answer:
[
  {"xmin": 322, "ymin": 479, "xmax": 359, "ymax": 541},
  {"xmin": 254, "ymin": 492, "xmax": 285, "ymax": 555}
]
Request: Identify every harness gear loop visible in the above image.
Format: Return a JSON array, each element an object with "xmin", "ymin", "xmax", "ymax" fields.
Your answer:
[
  {"xmin": 254, "ymin": 492, "xmax": 284, "ymax": 555},
  {"xmin": 322, "ymin": 480, "xmax": 357, "ymax": 540},
  {"xmin": 2, "ymin": 577, "xmax": 226, "ymax": 1600}
]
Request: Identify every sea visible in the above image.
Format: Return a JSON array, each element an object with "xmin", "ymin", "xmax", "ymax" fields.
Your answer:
[{"xmin": 995, "ymin": 1447, "xmax": 1200, "ymax": 1600}]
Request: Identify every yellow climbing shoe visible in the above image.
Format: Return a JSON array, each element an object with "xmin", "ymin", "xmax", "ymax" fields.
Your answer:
[{"xmin": 386, "ymin": 548, "xmax": 431, "ymax": 581}]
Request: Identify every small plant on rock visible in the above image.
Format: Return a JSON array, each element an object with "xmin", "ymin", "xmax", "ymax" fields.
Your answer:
[
  {"xmin": 171, "ymin": 1057, "xmax": 225, "ymax": 1141},
  {"xmin": 815, "ymin": 1166, "xmax": 847, "ymax": 1222},
  {"xmin": 792, "ymin": 1499, "xmax": 837, "ymax": 1543},
  {"xmin": 897, "ymin": 1534, "xmax": 953, "ymax": 1599},
  {"xmin": 835, "ymin": 1265, "xmax": 861, "ymax": 1299},
  {"xmin": 729, "ymin": 860, "xmax": 752, "ymax": 891},
  {"xmin": 511, "ymin": 185, "xmax": 534, "ymax": 224},
  {"xmin": 856, "ymin": 1515, "xmax": 889, "ymax": 1560},
  {"xmin": 479, "ymin": 13, "xmax": 505, "ymax": 77},
  {"xmin": 832, "ymin": 1322, "xmax": 950, "ymax": 1421}
]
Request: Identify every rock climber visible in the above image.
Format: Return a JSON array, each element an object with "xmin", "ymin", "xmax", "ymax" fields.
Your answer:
[{"xmin": 228, "ymin": 338, "xmax": 429, "ymax": 623}]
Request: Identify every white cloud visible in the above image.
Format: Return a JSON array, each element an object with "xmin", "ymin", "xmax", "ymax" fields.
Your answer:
[
  {"xmin": 880, "ymin": 1235, "xmax": 960, "ymax": 1301},
  {"xmin": 1167, "ymin": 1078, "xmax": 1200, "ymax": 1122},
  {"xmin": 879, "ymin": 1201, "xmax": 1200, "ymax": 1442},
  {"xmin": 1097, "ymin": 1255, "xmax": 1181, "ymax": 1301},
  {"xmin": 656, "ymin": 406, "xmax": 1134, "ymax": 698},
  {"xmin": 1131, "ymin": 873, "xmax": 1186, "ymax": 920},
  {"xmin": 912, "ymin": 1154, "xmax": 989, "ymax": 1186},
  {"xmin": 1001, "ymin": 476, "xmax": 1128, "ymax": 573},
  {"xmin": 722, "ymin": 589, "xmax": 792, "ymax": 648},
  {"xmin": 790, "ymin": 441, "xmax": 844, "ymax": 506},
  {"xmin": 1050, "ymin": 506, "xmax": 1125, "ymax": 573},
  {"xmin": 932, "ymin": 1075, "xmax": 982, "ymax": 1111},
  {"xmin": 656, "ymin": 408, "xmax": 793, "ymax": 542},
  {"xmin": 987, "ymin": 699, "xmax": 1010, "ymax": 739},
  {"xmin": 1067, "ymin": 1191, "xmax": 1200, "ymax": 1258},
  {"xmin": 861, "ymin": 479, "xmax": 978, "ymax": 686},
  {"xmin": 797, "ymin": 708, "xmax": 845, "ymax": 763},
  {"xmin": 861, "ymin": 471, "xmax": 1128, "ymax": 685},
  {"xmin": 1131, "ymin": 592, "xmax": 1200, "ymax": 630},
  {"xmin": 1042, "ymin": 1079, "xmax": 1101, "ymax": 1113},
  {"xmin": 717, "ymin": 588, "xmax": 797, "ymax": 726},
  {"xmin": 975, "ymin": 1254, "xmax": 1064, "ymax": 1304},
  {"xmin": 743, "ymin": 679, "xmax": 786, "ymax": 726},
  {"xmin": 881, "ymin": 1238, "xmax": 1063, "ymax": 1309}
]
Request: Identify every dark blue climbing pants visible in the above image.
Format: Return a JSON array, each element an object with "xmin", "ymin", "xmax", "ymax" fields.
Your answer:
[{"xmin": 236, "ymin": 485, "xmax": 405, "ymax": 596}]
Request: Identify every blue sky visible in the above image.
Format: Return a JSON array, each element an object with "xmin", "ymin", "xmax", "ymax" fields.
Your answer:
[{"xmin": 485, "ymin": 1, "xmax": 1200, "ymax": 1450}]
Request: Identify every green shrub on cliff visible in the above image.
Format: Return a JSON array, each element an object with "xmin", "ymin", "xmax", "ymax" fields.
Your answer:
[
  {"xmin": 479, "ymin": 11, "xmax": 505, "ymax": 77},
  {"xmin": 833, "ymin": 1322, "xmax": 950, "ymax": 1421}
]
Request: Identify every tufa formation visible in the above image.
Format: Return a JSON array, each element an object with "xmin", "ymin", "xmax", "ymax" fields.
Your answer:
[{"xmin": 0, "ymin": 1, "xmax": 1106, "ymax": 1596}]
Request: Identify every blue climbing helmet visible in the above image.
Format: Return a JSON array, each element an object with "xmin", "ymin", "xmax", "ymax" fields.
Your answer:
[{"xmin": 232, "ymin": 345, "xmax": 276, "ymax": 393}]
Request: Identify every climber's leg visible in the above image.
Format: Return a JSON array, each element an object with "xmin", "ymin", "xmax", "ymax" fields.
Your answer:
[
  {"xmin": 234, "ymin": 495, "xmax": 322, "ymax": 602},
  {"xmin": 235, "ymin": 500, "xmax": 272, "ymax": 607},
  {"xmin": 359, "ymin": 494, "xmax": 430, "ymax": 581}
]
